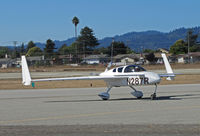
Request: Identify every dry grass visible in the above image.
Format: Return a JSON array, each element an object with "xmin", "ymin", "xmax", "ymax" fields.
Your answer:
[
  {"xmin": 0, "ymin": 74, "xmax": 199, "ymax": 90},
  {"xmin": 143, "ymin": 63, "xmax": 200, "ymax": 70},
  {"xmin": 160, "ymin": 74, "xmax": 200, "ymax": 85}
]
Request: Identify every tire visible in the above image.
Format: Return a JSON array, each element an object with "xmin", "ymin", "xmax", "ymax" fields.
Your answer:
[
  {"xmin": 151, "ymin": 94, "xmax": 156, "ymax": 100},
  {"xmin": 137, "ymin": 96, "xmax": 142, "ymax": 99}
]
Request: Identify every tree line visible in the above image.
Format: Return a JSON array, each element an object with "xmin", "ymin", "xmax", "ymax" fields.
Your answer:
[
  {"xmin": 0, "ymin": 27, "xmax": 133, "ymax": 61},
  {"xmin": 169, "ymin": 29, "xmax": 200, "ymax": 54}
]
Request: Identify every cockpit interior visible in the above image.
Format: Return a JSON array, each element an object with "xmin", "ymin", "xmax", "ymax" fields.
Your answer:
[{"xmin": 112, "ymin": 65, "xmax": 146, "ymax": 73}]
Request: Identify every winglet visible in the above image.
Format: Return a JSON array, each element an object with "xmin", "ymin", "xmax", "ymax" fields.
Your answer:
[
  {"xmin": 21, "ymin": 56, "xmax": 32, "ymax": 85},
  {"xmin": 161, "ymin": 53, "xmax": 174, "ymax": 80}
]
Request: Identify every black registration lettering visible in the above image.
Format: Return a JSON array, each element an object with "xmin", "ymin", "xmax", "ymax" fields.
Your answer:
[
  {"xmin": 135, "ymin": 78, "xmax": 139, "ymax": 85},
  {"xmin": 128, "ymin": 77, "xmax": 149, "ymax": 85},
  {"xmin": 144, "ymin": 77, "xmax": 149, "ymax": 84}
]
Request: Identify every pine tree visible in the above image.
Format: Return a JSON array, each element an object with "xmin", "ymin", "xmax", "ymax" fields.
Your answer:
[
  {"xmin": 76, "ymin": 26, "xmax": 99, "ymax": 55},
  {"xmin": 44, "ymin": 39, "xmax": 55, "ymax": 58},
  {"xmin": 26, "ymin": 41, "xmax": 36, "ymax": 53}
]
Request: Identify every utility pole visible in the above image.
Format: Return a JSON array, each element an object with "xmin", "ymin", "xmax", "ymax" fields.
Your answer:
[
  {"xmin": 75, "ymin": 41, "xmax": 78, "ymax": 64},
  {"xmin": 84, "ymin": 41, "xmax": 86, "ymax": 59},
  {"xmin": 126, "ymin": 40, "xmax": 130, "ymax": 53},
  {"xmin": 187, "ymin": 32, "xmax": 190, "ymax": 63},
  {"xmin": 13, "ymin": 41, "xmax": 17, "ymax": 58},
  {"xmin": 111, "ymin": 38, "xmax": 114, "ymax": 63}
]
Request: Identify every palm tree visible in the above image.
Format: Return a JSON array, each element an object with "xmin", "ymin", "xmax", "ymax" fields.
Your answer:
[
  {"xmin": 72, "ymin": 16, "xmax": 79, "ymax": 38},
  {"xmin": 72, "ymin": 16, "xmax": 79, "ymax": 63}
]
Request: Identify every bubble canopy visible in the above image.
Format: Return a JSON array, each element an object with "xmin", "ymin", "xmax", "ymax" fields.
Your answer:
[{"xmin": 113, "ymin": 65, "xmax": 146, "ymax": 73}]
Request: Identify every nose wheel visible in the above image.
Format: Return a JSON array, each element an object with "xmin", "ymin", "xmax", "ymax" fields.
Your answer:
[
  {"xmin": 151, "ymin": 93, "xmax": 156, "ymax": 100},
  {"xmin": 151, "ymin": 84, "xmax": 157, "ymax": 100}
]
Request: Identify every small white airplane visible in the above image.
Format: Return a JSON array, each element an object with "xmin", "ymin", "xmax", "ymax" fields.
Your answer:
[{"xmin": 21, "ymin": 53, "xmax": 175, "ymax": 100}]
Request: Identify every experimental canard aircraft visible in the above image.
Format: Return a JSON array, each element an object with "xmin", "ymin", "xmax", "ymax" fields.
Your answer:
[{"xmin": 21, "ymin": 53, "xmax": 175, "ymax": 100}]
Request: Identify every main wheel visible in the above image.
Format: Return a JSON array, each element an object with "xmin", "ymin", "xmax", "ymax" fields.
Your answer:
[
  {"xmin": 150, "ymin": 93, "xmax": 156, "ymax": 100},
  {"xmin": 98, "ymin": 92, "xmax": 110, "ymax": 100},
  {"xmin": 137, "ymin": 96, "xmax": 142, "ymax": 99},
  {"xmin": 131, "ymin": 91, "xmax": 143, "ymax": 99}
]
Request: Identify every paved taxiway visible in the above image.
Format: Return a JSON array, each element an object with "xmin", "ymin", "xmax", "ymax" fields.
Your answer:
[{"xmin": 0, "ymin": 84, "xmax": 200, "ymax": 126}]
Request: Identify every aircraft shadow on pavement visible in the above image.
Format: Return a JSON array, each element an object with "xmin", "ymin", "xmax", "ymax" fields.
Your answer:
[
  {"xmin": 44, "ymin": 97, "xmax": 178, "ymax": 103},
  {"xmin": 44, "ymin": 93, "xmax": 200, "ymax": 103}
]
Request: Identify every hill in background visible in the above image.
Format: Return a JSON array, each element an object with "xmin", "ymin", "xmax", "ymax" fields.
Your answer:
[
  {"xmin": 99, "ymin": 27, "xmax": 200, "ymax": 51},
  {"xmin": 26, "ymin": 26, "xmax": 200, "ymax": 51}
]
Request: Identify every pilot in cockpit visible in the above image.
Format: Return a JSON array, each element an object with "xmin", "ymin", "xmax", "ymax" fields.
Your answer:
[
  {"xmin": 124, "ymin": 65, "xmax": 146, "ymax": 73},
  {"xmin": 135, "ymin": 66, "xmax": 140, "ymax": 72}
]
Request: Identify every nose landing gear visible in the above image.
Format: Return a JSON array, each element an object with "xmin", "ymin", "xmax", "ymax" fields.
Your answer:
[{"xmin": 151, "ymin": 84, "xmax": 157, "ymax": 100}]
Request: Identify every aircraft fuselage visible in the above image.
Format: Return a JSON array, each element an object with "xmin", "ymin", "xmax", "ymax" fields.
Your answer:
[{"xmin": 100, "ymin": 65, "xmax": 161, "ymax": 87}]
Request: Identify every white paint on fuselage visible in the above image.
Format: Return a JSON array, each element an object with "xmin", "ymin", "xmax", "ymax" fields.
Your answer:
[{"xmin": 99, "ymin": 65, "xmax": 161, "ymax": 87}]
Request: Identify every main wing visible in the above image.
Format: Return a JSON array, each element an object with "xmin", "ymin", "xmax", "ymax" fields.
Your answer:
[
  {"xmin": 32, "ymin": 75, "xmax": 128, "ymax": 82},
  {"xmin": 32, "ymin": 74, "xmax": 146, "ymax": 82}
]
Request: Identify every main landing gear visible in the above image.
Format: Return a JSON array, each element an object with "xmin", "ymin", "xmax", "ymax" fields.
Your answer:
[
  {"xmin": 98, "ymin": 87, "xmax": 112, "ymax": 100},
  {"xmin": 98, "ymin": 84, "xmax": 158, "ymax": 100},
  {"xmin": 150, "ymin": 84, "xmax": 157, "ymax": 100},
  {"xmin": 130, "ymin": 84, "xmax": 158, "ymax": 100},
  {"xmin": 130, "ymin": 86, "xmax": 143, "ymax": 99}
]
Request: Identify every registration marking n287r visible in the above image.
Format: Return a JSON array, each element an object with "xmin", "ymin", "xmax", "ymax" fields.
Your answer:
[{"xmin": 127, "ymin": 77, "xmax": 149, "ymax": 85}]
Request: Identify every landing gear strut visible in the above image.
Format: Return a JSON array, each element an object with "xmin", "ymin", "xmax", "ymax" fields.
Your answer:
[
  {"xmin": 151, "ymin": 84, "xmax": 157, "ymax": 100},
  {"xmin": 130, "ymin": 86, "xmax": 143, "ymax": 99},
  {"xmin": 98, "ymin": 87, "xmax": 112, "ymax": 100}
]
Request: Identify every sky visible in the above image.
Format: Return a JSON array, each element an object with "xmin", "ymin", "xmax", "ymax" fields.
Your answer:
[{"xmin": 0, "ymin": 0, "xmax": 200, "ymax": 46}]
